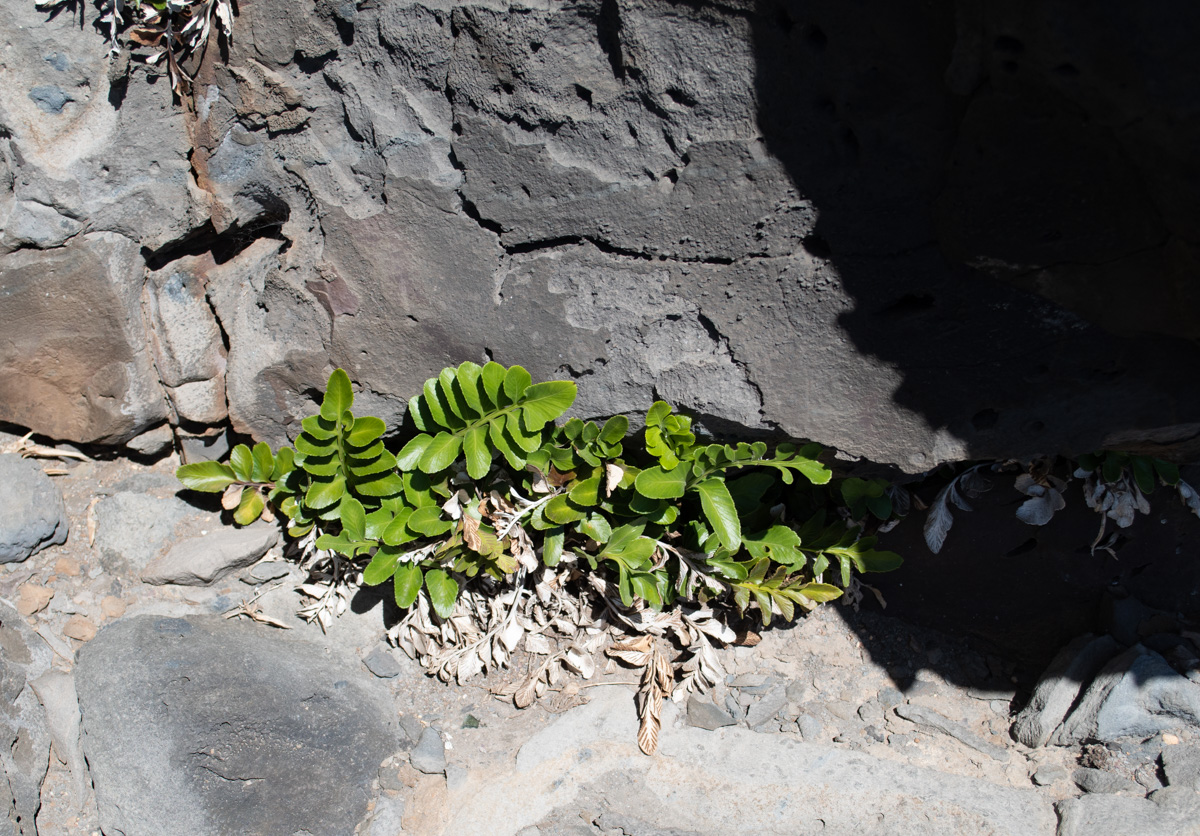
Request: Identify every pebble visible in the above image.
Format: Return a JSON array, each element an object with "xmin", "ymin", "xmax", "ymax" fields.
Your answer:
[
  {"xmin": 54, "ymin": 557, "xmax": 81, "ymax": 577},
  {"xmin": 1072, "ymin": 767, "xmax": 1141, "ymax": 795},
  {"xmin": 62, "ymin": 615, "xmax": 98, "ymax": 642},
  {"xmin": 410, "ymin": 727, "xmax": 447, "ymax": 774},
  {"xmin": 1032, "ymin": 764, "xmax": 1067, "ymax": 786},
  {"xmin": 796, "ymin": 714, "xmax": 823, "ymax": 741},
  {"xmin": 877, "ymin": 687, "xmax": 904, "ymax": 708},
  {"xmin": 687, "ymin": 695, "xmax": 736, "ymax": 730},
  {"xmin": 17, "ymin": 582, "xmax": 54, "ymax": 616},
  {"xmin": 746, "ymin": 684, "xmax": 788, "ymax": 729},
  {"xmin": 100, "ymin": 596, "xmax": 126, "ymax": 618},
  {"xmin": 363, "ymin": 647, "xmax": 402, "ymax": 679}
]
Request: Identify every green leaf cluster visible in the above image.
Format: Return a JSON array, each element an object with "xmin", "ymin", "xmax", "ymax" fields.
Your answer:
[
  {"xmin": 1075, "ymin": 451, "xmax": 1180, "ymax": 495},
  {"xmin": 178, "ymin": 364, "xmax": 904, "ymax": 628}
]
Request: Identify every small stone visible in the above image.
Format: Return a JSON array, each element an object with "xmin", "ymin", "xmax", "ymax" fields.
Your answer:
[
  {"xmin": 687, "ymin": 695, "xmax": 736, "ymax": 730},
  {"xmin": 895, "ymin": 704, "xmax": 1009, "ymax": 761},
  {"xmin": 865, "ymin": 725, "xmax": 887, "ymax": 743},
  {"xmin": 378, "ymin": 766, "xmax": 408, "ymax": 792},
  {"xmin": 747, "ymin": 684, "xmax": 788, "ymax": 729},
  {"xmin": 142, "ymin": 525, "xmax": 279, "ymax": 586},
  {"xmin": 796, "ymin": 714, "xmax": 823, "ymax": 741},
  {"xmin": 728, "ymin": 673, "xmax": 767, "ymax": 688},
  {"xmin": 362, "ymin": 647, "xmax": 402, "ymax": 679},
  {"xmin": 1073, "ymin": 767, "xmax": 1141, "ymax": 795},
  {"xmin": 1162, "ymin": 733, "xmax": 1180, "ymax": 745},
  {"xmin": 1032, "ymin": 764, "xmax": 1068, "ymax": 786},
  {"xmin": 877, "ymin": 687, "xmax": 904, "ymax": 708},
  {"xmin": 1135, "ymin": 762, "xmax": 1165, "ymax": 792},
  {"xmin": 398, "ymin": 714, "xmax": 425, "ymax": 747},
  {"xmin": 245, "ymin": 561, "xmax": 292, "ymax": 583},
  {"xmin": 54, "ymin": 557, "xmax": 81, "ymax": 577},
  {"xmin": 62, "ymin": 615, "xmax": 98, "ymax": 642},
  {"xmin": 858, "ymin": 699, "xmax": 885, "ymax": 726},
  {"xmin": 100, "ymin": 596, "xmax": 126, "ymax": 619},
  {"xmin": 724, "ymin": 692, "xmax": 744, "ymax": 721},
  {"xmin": 410, "ymin": 727, "xmax": 446, "ymax": 775},
  {"xmin": 17, "ymin": 582, "xmax": 54, "ymax": 616}
]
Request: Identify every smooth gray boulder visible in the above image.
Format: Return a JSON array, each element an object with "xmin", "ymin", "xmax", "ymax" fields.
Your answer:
[
  {"xmin": 1162, "ymin": 743, "xmax": 1200, "ymax": 790},
  {"xmin": 141, "ymin": 524, "xmax": 279, "ymax": 586},
  {"xmin": 1053, "ymin": 645, "xmax": 1200, "ymax": 746},
  {"xmin": 1012, "ymin": 634, "xmax": 1122, "ymax": 748},
  {"xmin": 0, "ymin": 600, "xmax": 52, "ymax": 836},
  {"xmin": 75, "ymin": 615, "xmax": 398, "ymax": 836},
  {"xmin": 0, "ymin": 454, "xmax": 68, "ymax": 563}
]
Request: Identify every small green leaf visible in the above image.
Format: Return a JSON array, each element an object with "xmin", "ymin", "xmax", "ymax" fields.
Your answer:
[
  {"xmin": 270, "ymin": 447, "xmax": 296, "ymax": 481},
  {"xmin": 233, "ymin": 490, "xmax": 265, "ymax": 525},
  {"xmin": 852, "ymin": 548, "xmax": 904, "ymax": 573},
  {"xmin": 229, "ymin": 444, "xmax": 254, "ymax": 481},
  {"xmin": 407, "ymin": 505, "xmax": 453, "ymax": 537},
  {"xmin": 568, "ymin": 475, "xmax": 602, "ymax": 507},
  {"xmin": 294, "ymin": 433, "xmax": 334, "ymax": 457},
  {"xmin": 696, "ymin": 478, "xmax": 741, "ymax": 552},
  {"xmin": 382, "ymin": 508, "xmax": 416, "ymax": 545},
  {"xmin": 504, "ymin": 413, "xmax": 543, "ymax": 453},
  {"xmin": 340, "ymin": 496, "xmax": 366, "ymax": 540},
  {"xmin": 796, "ymin": 583, "xmax": 843, "ymax": 603},
  {"xmin": 480, "ymin": 361, "xmax": 507, "ymax": 408},
  {"xmin": 646, "ymin": 401, "xmax": 672, "ymax": 427},
  {"xmin": 1132, "ymin": 456, "xmax": 1156, "ymax": 495},
  {"xmin": 418, "ymin": 432, "xmax": 463, "ymax": 473},
  {"xmin": 320, "ymin": 369, "xmax": 354, "ymax": 420},
  {"xmin": 542, "ymin": 527, "xmax": 565, "ymax": 567},
  {"xmin": 422, "ymin": 377, "xmax": 455, "ymax": 429},
  {"xmin": 251, "ymin": 443, "xmax": 274, "ymax": 482},
  {"xmin": 456, "ymin": 362, "xmax": 485, "ymax": 414},
  {"xmin": 349, "ymin": 449, "xmax": 397, "ymax": 477},
  {"xmin": 347, "ymin": 416, "xmax": 386, "ymax": 447},
  {"xmin": 354, "ymin": 472, "xmax": 405, "ymax": 497},
  {"xmin": 463, "ymin": 425, "xmax": 491, "ymax": 480},
  {"xmin": 519, "ymin": 381, "xmax": 577, "ymax": 432},
  {"xmin": 629, "ymin": 573, "xmax": 662, "ymax": 608},
  {"xmin": 634, "ymin": 465, "xmax": 687, "ymax": 499},
  {"xmin": 306, "ymin": 475, "xmax": 346, "ymax": 509},
  {"xmin": 394, "ymin": 563, "xmax": 423, "ymax": 608},
  {"xmin": 301, "ymin": 415, "xmax": 337, "ymax": 440},
  {"xmin": 578, "ymin": 514, "xmax": 612, "ymax": 543},
  {"xmin": 396, "ymin": 435, "xmax": 433, "ymax": 470},
  {"xmin": 177, "ymin": 461, "xmax": 238, "ymax": 492},
  {"xmin": 503, "ymin": 365, "xmax": 533, "ymax": 401},
  {"xmin": 362, "ymin": 549, "xmax": 400, "ymax": 585},
  {"xmin": 424, "ymin": 568, "xmax": 459, "ymax": 618},
  {"xmin": 1153, "ymin": 459, "xmax": 1180, "ymax": 486},
  {"xmin": 489, "ymin": 419, "xmax": 526, "ymax": 469},
  {"xmin": 544, "ymin": 494, "xmax": 587, "ymax": 525}
]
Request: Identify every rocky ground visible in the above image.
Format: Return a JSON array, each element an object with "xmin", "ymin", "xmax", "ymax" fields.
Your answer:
[{"xmin": 2, "ymin": 439, "xmax": 1199, "ymax": 836}]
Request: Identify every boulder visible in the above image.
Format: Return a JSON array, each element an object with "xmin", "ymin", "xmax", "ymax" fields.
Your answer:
[
  {"xmin": 0, "ymin": 455, "xmax": 68, "ymax": 563},
  {"xmin": 1011, "ymin": 634, "xmax": 1122, "ymax": 748},
  {"xmin": 75, "ymin": 615, "xmax": 397, "ymax": 836},
  {"xmin": 1053, "ymin": 645, "xmax": 1200, "ymax": 746},
  {"xmin": 0, "ymin": 600, "xmax": 53, "ymax": 836}
]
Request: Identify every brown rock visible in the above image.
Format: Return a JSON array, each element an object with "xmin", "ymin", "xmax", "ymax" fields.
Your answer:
[
  {"xmin": 62, "ymin": 615, "xmax": 98, "ymax": 642},
  {"xmin": 54, "ymin": 557, "xmax": 82, "ymax": 577},
  {"xmin": 16, "ymin": 583, "xmax": 54, "ymax": 616},
  {"xmin": 100, "ymin": 596, "xmax": 126, "ymax": 619}
]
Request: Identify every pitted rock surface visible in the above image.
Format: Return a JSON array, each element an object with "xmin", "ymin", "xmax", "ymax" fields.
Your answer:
[{"xmin": 75, "ymin": 615, "xmax": 396, "ymax": 836}]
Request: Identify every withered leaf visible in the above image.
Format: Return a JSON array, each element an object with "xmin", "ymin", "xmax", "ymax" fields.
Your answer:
[{"xmin": 222, "ymin": 483, "xmax": 245, "ymax": 510}]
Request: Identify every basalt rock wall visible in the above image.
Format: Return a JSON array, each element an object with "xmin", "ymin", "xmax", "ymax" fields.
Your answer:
[{"xmin": 2, "ymin": 0, "xmax": 1200, "ymax": 470}]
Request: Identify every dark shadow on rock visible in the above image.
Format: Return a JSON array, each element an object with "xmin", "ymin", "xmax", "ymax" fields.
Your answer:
[
  {"xmin": 749, "ymin": 0, "xmax": 1200, "ymax": 691},
  {"xmin": 753, "ymin": 0, "xmax": 1200, "ymax": 469}
]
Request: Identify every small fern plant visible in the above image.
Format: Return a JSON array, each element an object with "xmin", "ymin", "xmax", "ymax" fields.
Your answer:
[{"xmin": 178, "ymin": 364, "xmax": 901, "ymax": 626}]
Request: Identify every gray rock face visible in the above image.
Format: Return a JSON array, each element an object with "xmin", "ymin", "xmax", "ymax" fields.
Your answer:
[
  {"xmin": 0, "ymin": 455, "xmax": 68, "ymax": 563},
  {"xmin": 0, "ymin": 600, "xmax": 53, "ymax": 836},
  {"xmin": 141, "ymin": 524, "xmax": 279, "ymax": 586},
  {"xmin": 1053, "ymin": 645, "xmax": 1200, "ymax": 745},
  {"xmin": 1056, "ymin": 786, "xmax": 1200, "ymax": 836},
  {"xmin": 4, "ymin": 0, "xmax": 1200, "ymax": 471},
  {"xmin": 1012, "ymin": 634, "xmax": 1122, "ymax": 748},
  {"xmin": 685, "ymin": 695, "xmax": 736, "ymax": 731},
  {"xmin": 75, "ymin": 615, "xmax": 397, "ymax": 836},
  {"xmin": 93, "ymin": 492, "xmax": 191, "ymax": 572},
  {"xmin": 1162, "ymin": 742, "xmax": 1200, "ymax": 790}
]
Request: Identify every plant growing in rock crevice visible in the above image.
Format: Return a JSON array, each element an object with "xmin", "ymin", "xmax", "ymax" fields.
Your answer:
[{"xmin": 179, "ymin": 364, "xmax": 901, "ymax": 753}]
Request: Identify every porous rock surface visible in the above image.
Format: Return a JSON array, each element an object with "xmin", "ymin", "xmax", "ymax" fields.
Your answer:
[
  {"xmin": 0, "ymin": 456, "xmax": 68, "ymax": 564},
  {"xmin": 2, "ymin": 2, "xmax": 1200, "ymax": 469},
  {"xmin": 74, "ymin": 614, "xmax": 397, "ymax": 836}
]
